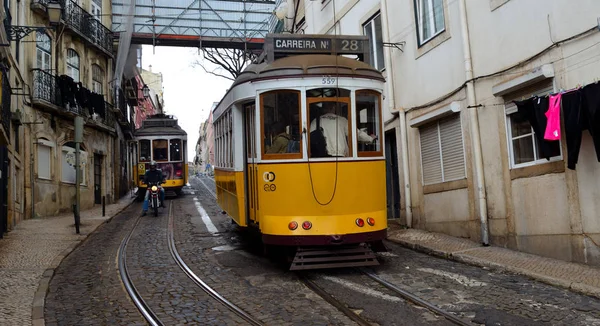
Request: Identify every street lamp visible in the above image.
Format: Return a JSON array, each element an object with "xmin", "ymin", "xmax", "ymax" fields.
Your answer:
[
  {"xmin": 142, "ymin": 84, "xmax": 150, "ymax": 98},
  {"xmin": 7, "ymin": 1, "xmax": 63, "ymax": 41}
]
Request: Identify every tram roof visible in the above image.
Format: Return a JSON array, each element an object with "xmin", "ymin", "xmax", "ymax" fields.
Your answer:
[
  {"xmin": 232, "ymin": 54, "xmax": 385, "ymax": 87},
  {"xmin": 135, "ymin": 127, "xmax": 187, "ymax": 137}
]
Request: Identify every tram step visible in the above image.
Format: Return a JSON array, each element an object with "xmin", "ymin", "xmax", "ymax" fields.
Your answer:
[{"xmin": 289, "ymin": 244, "xmax": 379, "ymax": 271}]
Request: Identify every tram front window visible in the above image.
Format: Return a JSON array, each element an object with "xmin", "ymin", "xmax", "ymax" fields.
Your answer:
[
  {"xmin": 356, "ymin": 91, "xmax": 382, "ymax": 155},
  {"xmin": 307, "ymin": 88, "xmax": 353, "ymax": 158},
  {"xmin": 139, "ymin": 140, "xmax": 150, "ymax": 162},
  {"xmin": 153, "ymin": 139, "xmax": 168, "ymax": 161},
  {"xmin": 261, "ymin": 90, "xmax": 301, "ymax": 158},
  {"xmin": 170, "ymin": 139, "xmax": 181, "ymax": 161}
]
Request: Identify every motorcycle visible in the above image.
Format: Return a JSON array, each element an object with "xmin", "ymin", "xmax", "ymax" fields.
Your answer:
[{"xmin": 145, "ymin": 180, "xmax": 164, "ymax": 217}]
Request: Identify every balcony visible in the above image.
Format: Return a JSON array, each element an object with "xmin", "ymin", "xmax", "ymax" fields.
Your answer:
[
  {"xmin": 31, "ymin": 0, "xmax": 113, "ymax": 56},
  {"xmin": 32, "ymin": 69, "xmax": 115, "ymax": 132}
]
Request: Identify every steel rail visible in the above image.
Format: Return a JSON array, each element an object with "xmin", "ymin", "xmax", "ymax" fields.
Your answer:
[
  {"xmin": 117, "ymin": 215, "xmax": 164, "ymax": 326},
  {"xmin": 166, "ymin": 203, "xmax": 263, "ymax": 326},
  {"xmin": 197, "ymin": 176, "xmax": 217, "ymax": 199},
  {"xmin": 359, "ymin": 268, "xmax": 472, "ymax": 326},
  {"xmin": 297, "ymin": 273, "xmax": 373, "ymax": 326}
]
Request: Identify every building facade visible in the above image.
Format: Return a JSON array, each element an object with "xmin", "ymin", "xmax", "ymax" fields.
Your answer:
[
  {"xmin": 301, "ymin": 0, "xmax": 600, "ymax": 265},
  {"xmin": 194, "ymin": 103, "xmax": 215, "ymax": 174}
]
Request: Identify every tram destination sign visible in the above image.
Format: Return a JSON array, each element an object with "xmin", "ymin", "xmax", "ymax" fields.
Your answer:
[{"xmin": 265, "ymin": 34, "xmax": 370, "ymax": 62}]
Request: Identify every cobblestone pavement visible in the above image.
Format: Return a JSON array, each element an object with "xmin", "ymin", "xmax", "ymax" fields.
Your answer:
[
  {"xmin": 368, "ymin": 241, "xmax": 600, "ymax": 325},
  {"xmin": 176, "ymin": 177, "xmax": 358, "ymax": 325},
  {"xmin": 0, "ymin": 195, "xmax": 134, "ymax": 326},
  {"xmin": 44, "ymin": 203, "xmax": 146, "ymax": 326},
  {"xmin": 125, "ymin": 203, "xmax": 248, "ymax": 325}
]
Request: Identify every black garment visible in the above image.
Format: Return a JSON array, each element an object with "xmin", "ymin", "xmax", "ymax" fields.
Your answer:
[
  {"xmin": 562, "ymin": 90, "xmax": 584, "ymax": 170},
  {"xmin": 514, "ymin": 97, "xmax": 554, "ymax": 160},
  {"xmin": 582, "ymin": 82, "xmax": 600, "ymax": 161},
  {"xmin": 143, "ymin": 169, "xmax": 164, "ymax": 184}
]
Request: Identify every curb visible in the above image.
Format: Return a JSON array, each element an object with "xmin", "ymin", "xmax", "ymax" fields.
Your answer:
[
  {"xmin": 386, "ymin": 237, "xmax": 600, "ymax": 301},
  {"xmin": 31, "ymin": 198, "xmax": 136, "ymax": 326}
]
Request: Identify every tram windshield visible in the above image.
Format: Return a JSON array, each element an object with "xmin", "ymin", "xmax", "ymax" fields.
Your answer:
[
  {"xmin": 170, "ymin": 139, "xmax": 182, "ymax": 161},
  {"xmin": 139, "ymin": 140, "xmax": 150, "ymax": 162},
  {"xmin": 152, "ymin": 139, "xmax": 168, "ymax": 161},
  {"xmin": 356, "ymin": 90, "xmax": 382, "ymax": 155},
  {"xmin": 261, "ymin": 90, "xmax": 301, "ymax": 158}
]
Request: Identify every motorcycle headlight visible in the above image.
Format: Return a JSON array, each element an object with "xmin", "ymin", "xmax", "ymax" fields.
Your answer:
[{"xmin": 151, "ymin": 186, "xmax": 158, "ymax": 191}]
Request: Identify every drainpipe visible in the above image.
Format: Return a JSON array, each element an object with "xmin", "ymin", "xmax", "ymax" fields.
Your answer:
[
  {"xmin": 380, "ymin": 0, "xmax": 412, "ymax": 227},
  {"xmin": 458, "ymin": 0, "xmax": 489, "ymax": 245}
]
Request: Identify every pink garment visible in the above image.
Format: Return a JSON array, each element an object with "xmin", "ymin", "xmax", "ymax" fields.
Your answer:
[{"xmin": 544, "ymin": 93, "xmax": 562, "ymax": 141}]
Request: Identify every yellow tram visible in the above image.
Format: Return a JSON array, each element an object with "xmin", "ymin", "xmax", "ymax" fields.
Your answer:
[
  {"xmin": 133, "ymin": 114, "xmax": 188, "ymax": 199},
  {"xmin": 212, "ymin": 34, "xmax": 387, "ymax": 269}
]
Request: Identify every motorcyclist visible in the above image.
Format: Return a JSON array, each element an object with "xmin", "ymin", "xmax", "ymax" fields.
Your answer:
[{"xmin": 141, "ymin": 161, "xmax": 166, "ymax": 216}]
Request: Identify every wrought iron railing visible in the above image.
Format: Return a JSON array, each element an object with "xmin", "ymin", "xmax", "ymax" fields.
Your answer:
[
  {"xmin": 32, "ymin": 69, "xmax": 61, "ymax": 107},
  {"xmin": 1, "ymin": 68, "xmax": 11, "ymax": 136},
  {"xmin": 32, "ymin": 0, "xmax": 113, "ymax": 54},
  {"xmin": 103, "ymin": 102, "xmax": 116, "ymax": 128}
]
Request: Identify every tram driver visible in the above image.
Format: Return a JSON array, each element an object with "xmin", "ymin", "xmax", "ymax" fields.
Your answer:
[
  {"xmin": 141, "ymin": 161, "xmax": 166, "ymax": 216},
  {"xmin": 310, "ymin": 102, "xmax": 376, "ymax": 157}
]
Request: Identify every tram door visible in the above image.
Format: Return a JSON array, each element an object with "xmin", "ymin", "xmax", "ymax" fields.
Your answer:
[{"xmin": 244, "ymin": 103, "xmax": 259, "ymax": 225}]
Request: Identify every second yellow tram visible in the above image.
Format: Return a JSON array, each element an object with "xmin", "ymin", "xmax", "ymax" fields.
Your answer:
[{"xmin": 212, "ymin": 35, "xmax": 388, "ymax": 270}]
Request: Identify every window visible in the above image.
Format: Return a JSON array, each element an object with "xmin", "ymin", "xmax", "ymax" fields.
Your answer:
[
  {"xmin": 504, "ymin": 84, "xmax": 561, "ymax": 168},
  {"xmin": 170, "ymin": 139, "xmax": 182, "ymax": 161},
  {"xmin": 363, "ymin": 12, "xmax": 385, "ymax": 70},
  {"xmin": 139, "ymin": 140, "xmax": 150, "ymax": 162},
  {"xmin": 92, "ymin": 64, "xmax": 104, "ymax": 94},
  {"xmin": 415, "ymin": 0, "xmax": 445, "ymax": 45},
  {"xmin": 261, "ymin": 90, "xmax": 301, "ymax": 159},
  {"xmin": 152, "ymin": 139, "xmax": 168, "ymax": 161},
  {"xmin": 419, "ymin": 114, "xmax": 465, "ymax": 185},
  {"xmin": 61, "ymin": 142, "xmax": 87, "ymax": 185},
  {"xmin": 36, "ymin": 33, "xmax": 51, "ymax": 71},
  {"xmin": 307, "ymin": 88, "xmax": 352, "ymax": 158},
  {"xmin": 214, "ymin": 111, "xmax": 233, "ymax": 168},
  {"xmin": 91, "ymin": 0, "xmax": 102, "ymax": 20},
  {"xmin": 13, "ymin": 123, "xmax": 19, "ymax": 154},
  {"xmin": 356, "ymin": 90, "xmax": 383, "ymax": 156},
  {"xmin": 37, "ymin": 139, "xmax": 52, "ymax": 180},
  {"xmin": 66, "ymin": 49, "xmax": 80, "ymax": 82}
]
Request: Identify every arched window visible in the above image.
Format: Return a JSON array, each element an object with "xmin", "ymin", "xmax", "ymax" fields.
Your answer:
[
  {"xmin": 66, "ymin": 49, "xmax": 80, "ymax": 82},
  {"xmin": 92, "ymin": 64, "xmax": 104, "ymax": 94},
  {"xmin": 61, "ymin": 141, "xmax": 87, "ymax": 185},
  {"xmin": 36, "ymin": 33, "xmax": 51, "ymax": 71}
]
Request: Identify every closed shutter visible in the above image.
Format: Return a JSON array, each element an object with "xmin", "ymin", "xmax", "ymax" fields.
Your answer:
[
  {"xmin": 420, "ymin": 123, "xmax": 442, "ymax": 185},
  {"xmin": 439, "ymin": 114, "xmax": 465, "ymax": 181}
]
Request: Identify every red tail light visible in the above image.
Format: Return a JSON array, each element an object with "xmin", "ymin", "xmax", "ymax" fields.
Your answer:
[
  {"xmin": 355, "ymin": 218, "xmax": 365, "ymax": 227},
  {"xmin": 288, "ymin": 221, "xmax": 298, "ymax": 230},
  {"xmin": 302, "ymin": 221, "xmax": 312, "ymax": 230},
  {"xmin": 367, "ymin": 217, "xmax": 375, "ymax": 226},
  {"xmin": 176, "ymin": 170, "xmax": 182, "ymax": 177}
]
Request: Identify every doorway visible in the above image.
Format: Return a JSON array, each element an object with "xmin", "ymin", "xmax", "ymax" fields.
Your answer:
[
  {"xmin": 94, "ymin": 154, "xmax": 102, "ymax": 204},
  {"xmin": 385, "ymin": 129, "xmax": 400, "ymax": 219}
]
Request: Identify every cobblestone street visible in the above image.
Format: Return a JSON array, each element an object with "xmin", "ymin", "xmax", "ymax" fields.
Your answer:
[{"xmin": 38, "ymin": 176, "xmax": 600, "ymax": 325}]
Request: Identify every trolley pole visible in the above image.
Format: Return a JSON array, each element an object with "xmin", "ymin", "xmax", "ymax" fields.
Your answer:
[{"xmin": 74, "ymin": 116, "xmax": 84, "ymax": 234}]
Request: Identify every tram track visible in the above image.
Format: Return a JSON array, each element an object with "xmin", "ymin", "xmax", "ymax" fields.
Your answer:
[{"xmin": 118, "ymin": 200, "xmax": 263, "ymax": 326}]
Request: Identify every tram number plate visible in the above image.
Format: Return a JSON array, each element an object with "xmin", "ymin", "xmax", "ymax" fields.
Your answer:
[{"xmin": 322, "ymin": 76, "xmax": 337, "ymax": 85}]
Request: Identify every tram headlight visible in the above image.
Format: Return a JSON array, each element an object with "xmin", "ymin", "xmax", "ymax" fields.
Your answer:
[
  {"xmin": 151, "ymin": 186, "xmax": 158, "ymax": 191},
  {"xmin": 302, "ymin": 221, "xmax": 312, "ymax": 230},
  {"xmin": 288, "ymin": 221, "xmax": 298, "ymax": 230},
  {"xmin": 355, "ymin": 218, "xmax": 365, "ymax": 227},
  {"xmin": 367, "ymin": 217, "xmax": 375, "ymax": 226}
]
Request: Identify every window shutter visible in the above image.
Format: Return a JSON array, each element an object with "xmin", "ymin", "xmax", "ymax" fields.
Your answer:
[
  {"xmin": 420, "ymin": 123, "xmax": 442, "ymax": 185},
  {"xmin": 439, "ymin": 114, "xmax": 465, "ymax": 181},
  {"xmin": 38, "ymin": 146, "xmax": 51, "ymax": 179}
]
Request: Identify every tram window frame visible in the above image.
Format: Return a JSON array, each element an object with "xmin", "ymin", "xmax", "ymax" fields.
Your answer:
[
  {"xmin": 152, "ymin": 139, "xmax": 169, "ymax": 162},
  {"xmin": 260, "ymin": 90, "xmax": 303, "ymax": 160},
  {"xmin": 139, "ymin": 139, "xmax": 151, "ymax": 162},
  {"xmin": 356, "ymin": 90, "xmax": 384, "ymax": 157},
  {"xmin": 307, "ymin": 88, "xmax": 353, "ymax": 158},
  {"xmin": 170, "ymin": 139, "xmax": 182, "ymax": 162}
]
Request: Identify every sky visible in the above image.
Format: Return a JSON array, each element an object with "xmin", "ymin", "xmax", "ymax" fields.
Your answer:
[{"xmin": 140, "ymin": 45, "xmax": 233, "ymax": 161}]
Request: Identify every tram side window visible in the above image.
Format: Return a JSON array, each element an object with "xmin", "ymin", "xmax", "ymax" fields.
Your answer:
[
  {"xmin": 308, "ymin": 88, "xmax": 352, "ymax": 158},
  {"xmin": 261, "ymin": 90, "xmax": 301, "ymax": 158},
  {"xmin": 140, "ymin": 140, "xmax": 151, "ymax": 162},
  {"xmin": 153, "ymin": 139, "xmax": 168, "ymax": 161},
  {"xmin": 170, "ymin": 139, "xmax": 181, "ymax": 161},
  {"xmin": 356, "ymin": 90, "xmax": 382, "ymax": 156}
]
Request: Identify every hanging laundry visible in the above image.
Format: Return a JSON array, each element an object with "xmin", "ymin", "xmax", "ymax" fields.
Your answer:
[
  {"xmin": 562, "ymin": 90, "xmax": 584, "ymax": 170},
  {"xmin": 544, "ymin": 93, "xmax": 562, "ymax": 140},
  {"xmin": 581, "ymin": 82, "xmax": 600, "ymax": 161}
]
